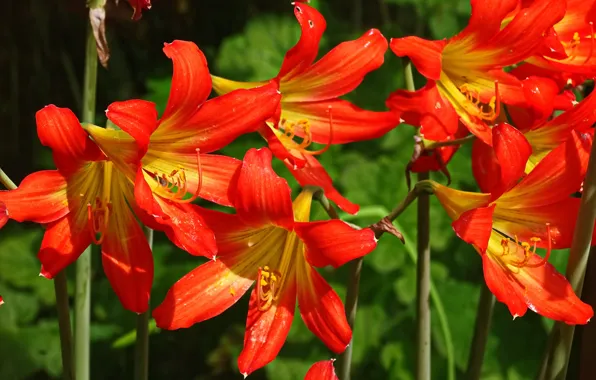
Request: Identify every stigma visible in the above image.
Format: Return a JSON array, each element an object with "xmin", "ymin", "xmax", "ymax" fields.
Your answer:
[
  {"xmin": 458, "ymin": 81, "xmax": 501, "ymax": 122},
  {"xmin": 275, "ymin": 106, "xmax": 334, "ymax": 157},
  {"xmin": 498, "ymin": 224, "xmax": 552, "ymax": 271},
  {"xmin": 86, "ymin": 162, "xmax": 114, "ymax": 245},
  {"xmin": 256, "ymin": 266, "xmax": 282, "ymax": 311}
]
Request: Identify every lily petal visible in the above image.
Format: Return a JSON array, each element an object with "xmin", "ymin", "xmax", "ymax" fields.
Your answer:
[
  {"xmin": 159, "ymin": 41, "xmax": 211, "ymax": 131},
  {"xmin": 36, "ymin": 105, "xmax": 104, "ymax": 174},
  {"xmin": 471, "ymin": 139, "xmax": 500, "ymax": 193},
  {"xmin": 305, "ymin": 360, "xmax": 339, "ymax": 380},
  {"xmin": 39, "ymin": 214, "xmax": 91, "ymax": 278},
  {"xmin": 238, "ymin": 280, "xmax": 297, "ymax": 376},
  {"xmin": 389, "ymin": 37, "xmax": 446, "ymax": 81},
  {"xmin": 151, "ymin": 81, "xmax": 281, "ymax": 154},
  {"xmin": 452, "ymin": 0, "xmax": 518, "ymax": 43},
  {"xmin": 232, "ymin": 148, "xmax": 294, "ymax": 229},
  {"xmin": 452, "ymin": 205, "xmax": 495, "ymax": 252},
  {"xmin": 297, "ymin": 259, "xmax": 351, "ymax": 353},
  {"xmin": 153, "ymin": 254, "xmax": 255, "ymax": 329},
  {"xmin": 105, "ymin": 99, "xmax": 159, "ymax": 158},
  {"xmin": 0, "ymin": 202, "xmax": 7, "ymax": 229},
  {"xmin": 282, "ymin": 29, "xmax": 388, "ymax": 102},
  {"xmin": 0, "ymin": 170, "xmax": 69, "ymax": 224},
  {"xmin": 489, "ymin": 123, "xmax": 532, "ymax": 199},
  {"xmin": 277, "ymin": 2, "xmax": 326, "ymax": 81},
  {"xmin": 282, "ymin": 99, "xmax": 400, "ymax": 145},
  {"xmin": 431, "ymin": 181, "xmax": 491, "ymax": 221},
  {"xmin": 295, "ymin": 220, "xmax": 376, "ymax": 268}
]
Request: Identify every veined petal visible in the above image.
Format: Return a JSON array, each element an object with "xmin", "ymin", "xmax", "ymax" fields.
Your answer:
[
  {"xmin": 297, "ymin": 258, "xmax": 351, "ymax": 353},
  {"xmin": 489, "ymin": 123, "xmax": 532, "ymax": 199},
  {"xmin": 38, "ymin": 214, "xmax": 91, "ymax": 278},
  {"xmin": 101, "ymin": 178, "xmax": 153, "ymax": 313},
  {"xmin": 232, "ymin": 148, "xmax": 294, "ymax": 229},
  {"xmin": 0, "ymin": 170, "xmax": 69, "ymax": 224},
  {"xmin": 295, "ymin": 220, "xmax": 376, "ymax": 268},
  {"xmin": 452, "ymin": 205, "xmax": 495, "ymax": 252},
  {"xmin": 151, "ymin": 81, "xmax": 281, "ymax": 154},
  {"xmin": 105, "ymin": 99, "xmax": 159, "ymax": 158},
  {"xmin": 159, "ymin": 40, "xmax": 211, "ymax": 129},
  {"xmin": 451, "ymin": 0, "xmax": 518, "ymax": 43},
  {"xmin": 36, "ymin": 105, "xmax": 104, "ymax": 174},
  {"xmin": 282, "ymin": 29, "xmax": 388, "ymax": 102},
  {"xmin": 281, "ymin": 99, "xmax": 401, "ymax": 145},
  {"xmin": 483, "ymin": 234, "xmax": 593, "ymax": 323},
  {"xmin": 85, "ymin": 125, "xmax": 140, "ymax": 165},
  {"xmin": 238, "ymin": 280, "xmax": 297, "ymax": 376},
  {"xmin": 389, "ymin": 37, "xmax": 446, "ymax": 81},
  {"xmin": 277, "ymin": 2, "xmax": 326, "ymax": 81},
  {"xmin": 386, "ymin": 81, "xmax": 459, "ymax": 139},
  {"xmin": 498, "ymin": 130, "xmax": 592, "ymax": 208},
  {"xmin": 305, "ymin": 360, "xmax": 339, "ymax": 380},
  {"xmin": 153, "ymin": 254, "xmax": 255, "ymax": 329},
  {"xmin": 431, "ymin": 181, "xmax": 491, "ymax": 221},
  {"xmin": 285, "ymin": 154, "xmax": 360, "ymax": 215},
  {"xmin": 211, "ymin": 75, "xmax": 267, "ymax": 96}
]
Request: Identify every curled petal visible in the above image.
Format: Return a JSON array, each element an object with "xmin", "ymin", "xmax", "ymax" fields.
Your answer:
[
  {"xmin": 0, "ymin": 171, "xmax": 69, "ymax": 224},
  {"xmin": 232, "ymin": 148, "xmax": 294, "ymax": 229},
  {"xmin": 452, "ymin": 0, "xmax": 518, "ymax": 43},
  {"xmin": 105, "ymin": 100, "xmax": 159, "ymax": 158},
  {"xmin": 153, "ymin": 254, "xmax": 255, "ymax": 329},
  {"xmin": 305, "ymin": 360, "xmax": 339, "ymax": 380},
  {"xmin": 160, "ymin": 41, "xmax": 211, "ymax": 130},
  {"xmin": 238, "ymin": 281, "xmax": 297, "ymax": 376},
  {"xmin": 295, "ymin": 220, "xmax": 376, "ymax": 268},
  {"xmin": 277, "ymin": 2, "xmax": 326, "ymax": 80},
  {"xmin": 297, "ymin": 260, "xmax": 351, "ymax": 353},
  {"xmin": 452, "ymin": 205, "xmax": 495, "ymax": 252},
  {"xmin": 489, "ymin": 123, "xmax": 532, "ymax": 199},
  {"xmin": 282, "ymin": 29, "xmax": 388, "ymax": 102},
  {"xmin": 36, "ymin": 105, "xmax": 104, "ymax": 174},
  {"xmin": 389, "ymin": 37, "xmax": 446, "ymax": 81}
]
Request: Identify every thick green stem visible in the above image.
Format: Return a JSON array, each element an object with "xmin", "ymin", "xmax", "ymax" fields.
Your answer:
[
  {"xmin": 0, "ymin": 168, "xmax": 17, "ymax": 190},
  {"xmin": 416, "ymin": 171, "xmax": 432, "ymax": 380},
  {"xmin": 135, "ymin": 227, "xmax": 153, "ymax": 380},
  {"xmin": 75, "ymin": 18, "xmax": 98, "ymax": 380},
  {"xmin": 55, "ymin": 271, "xmax": 75, "ymax": 380},
  {"xmin": 542, "ymin": 136, "xmax": 596, "ymax": 380},
  {"xmin": 466, "ymin": 283, "xmax": 495, "ymax": 380}
]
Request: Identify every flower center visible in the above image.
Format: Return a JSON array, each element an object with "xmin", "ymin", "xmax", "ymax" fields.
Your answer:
[
  {"xmin": 496, "ymin": 224, "xmax": 552, "ymax": 273},
  {"xmin": 87, "ymin": 162, "xmax": 113, "ymax": 245},
  {"xmin": 148, "ymin": 149, "xmax": 203, "ymax": 203},
  {"xmin": 563, "ymin": 23, "xmax": 594, "ymax": 63},
  {"xmin": 458, "ymin": 81, "xmax": 501, "ymax": 122},
  {"xmin": 256, "ymin": 266, "xmax": 283, "ymax": 311},
  {"xmin": 275, "ymin": 106, "xmax": 334, "ymax": 157}
]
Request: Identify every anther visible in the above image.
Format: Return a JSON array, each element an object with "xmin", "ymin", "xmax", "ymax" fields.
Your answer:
[
  {"xmin": 256, "ymin": 266, "xmax": 282, "ymax": 312},
  {"xmin": 150, "ymin": 148, "xmax": 203, "ymax": 203},
  {"xmin": 303, "ymin": 105, "xmax": 334, "ymax": 156},
  {"xmin": 458, "ymin": 81, "xmax": 501, "ymax": 122},
  {"xmin": 87, "ymin": 197, "xmax": 112, "ymax": 245}
]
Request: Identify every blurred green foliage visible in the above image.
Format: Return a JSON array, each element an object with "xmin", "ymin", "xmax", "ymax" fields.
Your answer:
[{"xmin": 0, "ymin": 0, "xmax": 574, "ymax": 379}]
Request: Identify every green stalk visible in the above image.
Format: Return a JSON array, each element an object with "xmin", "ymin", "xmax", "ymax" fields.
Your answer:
[
  {"xmin": 465, "ymin": 284, "xmax": 495, "ymax": 380},
  {"xmin": 542, "ymin": 135, "xmax": 596, "ymax": 380},
  {"xmin": 75, "ymin": 18, "xmax": 98, "ymax": 380},
  {"xmin": 135, "ymin": 227, "xmax": 153, "ymax": 380},
  {"xmin": 1, "ymin": 168, "xmax": 75, "ymax": 379}
]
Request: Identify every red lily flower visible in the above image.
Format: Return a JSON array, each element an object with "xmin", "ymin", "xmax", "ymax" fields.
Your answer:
[
  {"xmin": 524, "ymin": 0, "xmax": 596, "ymax": 78},
  {"xmin": 473, "ymin": 89, "xmax": 596, "ymax": 192},
  {"xmin": 433, "ymin": 124, "xmax": 594, "ymax": 322},
  {"xmin": 387, "ymin": 0, "xmax": 566, "ymax": 146},
  {"xmin": 305, "ymin": 359, "xmax": 339, "ymax": 380},
  {"xmin": 153, "ymin": 148, "xmax": 377, "ymax": 376},
  {"xmin": 85, "ymin": 40, "xmax": 281, "ymax": 258},
  {"xmin": 210, "ymin": 3, "xmax": 401, "ymax": 214},
  {"xmin": 127, "ymin": 0, "xmax": 151, "ymax": 20},
  {"xmin": 0, "ymin": 201, "xmax": 7, "ymax": 229},
  {"xmin": 0, "ymin": 106, "xmax": 153, "ymax": 313}
]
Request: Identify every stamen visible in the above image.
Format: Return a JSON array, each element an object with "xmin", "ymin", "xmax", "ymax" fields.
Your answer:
[
  {"xmin": 303, "ymin": 105, "xmax": 334, "ymax": 156},
  {"xmin": 526, "ymin": 224, "xmax": 552, "ymax": 268},
  {"xmin": 458, "ymin": 81, "xmax": 501, "ymax": 122},
  {"xmin": 150, "ymin": 149, "xmax": 203, "ymax": 203},
  {"xmin": 87, "ymin": 197, "xmax": 112, "ymax": 245},
  {"xmin": 256, "ymin": 266, "xmax": 282, "ymax": 312}
]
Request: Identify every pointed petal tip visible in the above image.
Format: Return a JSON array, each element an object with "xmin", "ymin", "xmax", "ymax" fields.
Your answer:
[{"xmin": 243, "ymin": 373, "xmax": 248, "ymax": 379}]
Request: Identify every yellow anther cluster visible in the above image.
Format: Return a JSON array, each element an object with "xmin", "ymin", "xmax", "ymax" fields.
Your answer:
[
  {"xmin": 256, "ymin": 266, "xmax": 282, "ymax": 312},
  {"xmin": 459, "ymin": 83, "xmax": 498, "ymax": 122}
]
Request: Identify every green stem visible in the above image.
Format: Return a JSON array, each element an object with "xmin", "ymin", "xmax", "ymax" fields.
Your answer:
[
  {"xmin": 466, "ymin": 283, "xmax": 495, "ymax": 380},
  {"xmin": 424, "ymin": 135, "xmax": 476, "ymax": 150},
  {"xmin": 0, "ymin": 168, "xmax": 17, "ymax": 190},
  {"xmin": 542, "ymin": 135, "xmax": 596, "ymax": 380},
  {"xmin": 416, "ymin": 171, "xmax": 432, "ymax": 380},
  {"xmin": 75, "ymin": 17, "xmax": 98, "ymax": 380},
  {"xmin": 135, "ymin": 227, "xmax": 153, "ymax": 380},
  {"xmin": 55, "ymin": 271, "xmax": 75, "ymax": 380}
]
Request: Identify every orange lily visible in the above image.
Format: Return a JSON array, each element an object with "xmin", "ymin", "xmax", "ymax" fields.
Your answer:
[
  {"xmin": 85, "ymin": 40, "xmax": 281, "ymax": 258},
  {"xmin": 433, "ymin": 124, "xmax": 594, "ymax": 322},
  {"xmin": 0, "ymin": 106, "xmax": 153, "ymax": 313},
  {"xmin": 210, "ymin": 3, "xmax": 400, "ymax": 214},
  {"xmin": 153, "ymin": 148, "xmax": 377, "ymax": 376},
  {"xmin": 305, "ymin": 360, "xmax": 339, "ymax": 380},
  {"xmin": 387, "ymin": 0, "xmax": 566, "ymax": 146}
]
